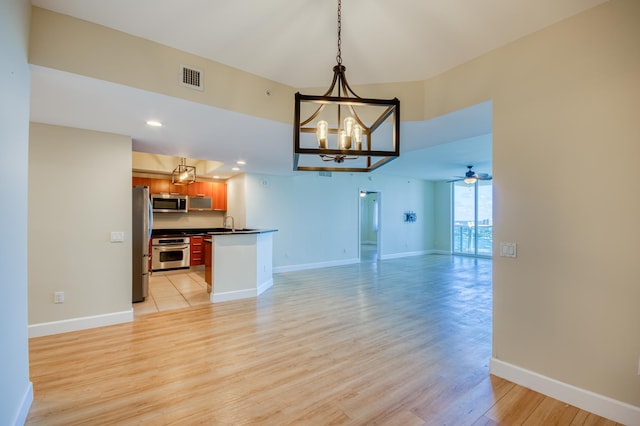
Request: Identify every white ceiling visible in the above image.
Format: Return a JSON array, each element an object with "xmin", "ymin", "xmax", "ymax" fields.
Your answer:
[{"xmin": 28, "ymin": 0, "xmax": 608, "ymax": 180}]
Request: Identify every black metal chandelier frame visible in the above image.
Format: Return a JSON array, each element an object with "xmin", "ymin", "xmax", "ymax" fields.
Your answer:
[{"xmin": 293, "ymin": 0, "xmax": 400, "ymax": 172}]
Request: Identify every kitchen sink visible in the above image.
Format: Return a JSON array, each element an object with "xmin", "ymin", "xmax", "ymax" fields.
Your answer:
[{"xmin": 207, "ymin": 228, "xmax": 259, "ymax": 234}]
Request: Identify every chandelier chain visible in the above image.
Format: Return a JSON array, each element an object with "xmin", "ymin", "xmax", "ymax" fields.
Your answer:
[{"xmin": 336, "ymin": 0, "xmax": 342, "ymax": 65}]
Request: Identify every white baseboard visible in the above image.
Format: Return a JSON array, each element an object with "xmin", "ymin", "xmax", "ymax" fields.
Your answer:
[
  {"xmin": 12, "ymin": 381, "xmax": 32, "ymax": 426},
  {"xmin": 430, "ymin": 250, "xmax": 451, "ymax": 255},
  {"xmin": 380, "ymin": 249, "xmax": 446, "ymax": 260},
  {"xmin": 273, "ymin": 258, "xmax": 359, "ymax": 273},
  {"xmin": 490, "ymin": 358, "xmax": 640, "ymax": 426},
  {"xmin": 28, "ymin": 309, "xmax": 133, "ymax": 338},
  {"xmin": 257, "ymin": 278, "xmax": 273, "ymax": 296},
  {"xmin": 211, "ymin": 288, "xmax": 255, "ymax": 303},
  {"xmin": 273, "ymin": 252, "xmax": 453, "ymax": 273}
]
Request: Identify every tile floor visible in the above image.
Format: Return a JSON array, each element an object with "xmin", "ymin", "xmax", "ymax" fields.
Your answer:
[{"xmin": 133, "ymin": 268, "xmax": 210, "ymax": 317}]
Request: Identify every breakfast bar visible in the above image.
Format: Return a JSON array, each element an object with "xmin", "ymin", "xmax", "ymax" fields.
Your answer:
[{"xmin": 204, "ymin": 229, "xmax": 276, "ymax": 303}]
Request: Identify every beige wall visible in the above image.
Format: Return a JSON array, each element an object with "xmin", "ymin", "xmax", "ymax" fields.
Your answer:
[
  {"xmin": 28, "ymin": 6, "xmax": 426, "ymax": 123},
  {"xmin": 28, "ymin": 7, "xmax": 294, "ymax": 124},
  {"xmin": 420, "ymin": 0, "xmax": 640, "ymax": 407},
  {"xmin": 28, "ymin": 123, "xmax": 133, "ymax": 326},
  {"xmin": 0, "ymin": 0, "xmax": 32, "ymax": 423}
]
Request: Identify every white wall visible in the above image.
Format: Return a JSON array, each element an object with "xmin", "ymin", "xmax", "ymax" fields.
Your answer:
[
  {"xmin": 28, "ymin": 124, "xmax": 133, "ymax": 334},
  {"xmin": 243, "ymin": 172, "xmax": 436, "ymax": 269},
  {"xmin": 226, "ymin": 174, "xmax": 247, "ymax": 229},
  {"xmin": 0, "ymin": 0, "xmax": 32, "ymax": 423}
]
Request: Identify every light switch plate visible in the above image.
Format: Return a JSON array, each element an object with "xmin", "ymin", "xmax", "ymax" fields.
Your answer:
[
  {"xmin": 110, "ymin": 231, "xmax": 125, "ymax": 242},
  {"xmin": 500, "ymin": 242, "xmax": 517, "ymax": 258}
]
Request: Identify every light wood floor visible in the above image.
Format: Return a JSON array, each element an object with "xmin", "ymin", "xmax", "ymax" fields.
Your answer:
[{"xmin": 27, "ymin": 255, "xmax": 619, "ymax": 425}]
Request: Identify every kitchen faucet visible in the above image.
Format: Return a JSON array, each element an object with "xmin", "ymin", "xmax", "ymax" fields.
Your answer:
[{"xmin": 223, "ymin": 215, "xmax": 235, "ymax": 232}]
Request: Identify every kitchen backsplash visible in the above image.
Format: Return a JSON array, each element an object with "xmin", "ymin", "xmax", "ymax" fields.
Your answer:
[{"xmin": 152, "ymin": 210, "xmax": 225, "ymax": 230}]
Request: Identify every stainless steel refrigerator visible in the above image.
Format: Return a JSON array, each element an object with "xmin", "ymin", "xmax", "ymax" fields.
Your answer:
[{"xmin": 132, "ymin": 185, "xmax": 152, "ymax": 302}]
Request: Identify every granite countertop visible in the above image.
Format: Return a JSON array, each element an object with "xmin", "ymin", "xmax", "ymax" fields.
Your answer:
[{"xmin": 152, "ymin": 228, "xmax": 277, "ymax": 237}]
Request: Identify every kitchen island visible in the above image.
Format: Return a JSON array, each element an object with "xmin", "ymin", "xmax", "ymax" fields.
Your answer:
[{"xmin": 204, "ymin": 229, "xmax": 276, "ymax": 303}]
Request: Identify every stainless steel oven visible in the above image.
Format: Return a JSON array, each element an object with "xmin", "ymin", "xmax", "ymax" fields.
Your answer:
[{"xmin": 151, "ymin": 236, "xmax": 190, "ymax": 271}]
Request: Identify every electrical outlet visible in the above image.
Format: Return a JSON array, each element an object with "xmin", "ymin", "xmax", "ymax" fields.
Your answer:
[{"xmin": 54, "ymin": 291, "xmax": 64, "ymax": 304}]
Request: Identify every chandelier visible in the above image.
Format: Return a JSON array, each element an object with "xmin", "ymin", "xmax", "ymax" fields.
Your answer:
[
  {"xmin": 293, "ymin": 0, "xmax": 400, "ymax": 172},
  {"xmin": 171, "ymin": 157, "xmax": 196, "ymax": 185}
]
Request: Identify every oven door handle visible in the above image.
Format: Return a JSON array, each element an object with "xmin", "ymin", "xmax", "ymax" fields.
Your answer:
[{"xmin": 153, "ymin": 245, "xmax": 189, "ymax": 250}]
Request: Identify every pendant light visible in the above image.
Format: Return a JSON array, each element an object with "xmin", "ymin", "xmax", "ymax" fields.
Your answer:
[
  {"xmin": 293, "ymin": 0, "xmax": 400, "ymax": 172},
  {"xmin": 171, "ymin": 157, "xmax": 196, "ymax": 185}
]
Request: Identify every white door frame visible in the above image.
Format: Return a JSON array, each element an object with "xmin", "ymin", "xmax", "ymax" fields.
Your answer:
[{"xmin": 358, "ymin": 188, "xmax": 382, "ymax": 261}]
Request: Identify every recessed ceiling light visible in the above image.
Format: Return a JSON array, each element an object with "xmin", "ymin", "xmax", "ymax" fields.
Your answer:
[
  {"xmin": 213, "ymin": 175, "xmax": 220, "ymax": 179},
  {"xmin": 232, "ymin": 167, "xmax": 240, "ymax": 171},
  {"xmin": 236, "ymin": 160, "xmax": 246, "ymax": 165},
  {"xmin": 146, "ymin": 120, "xmax": 163, "ymax": 127}
]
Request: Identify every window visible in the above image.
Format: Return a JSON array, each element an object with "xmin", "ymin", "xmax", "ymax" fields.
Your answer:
[{"xmin": 452, "ymin": 180, "xmax": 492, "ymax": 256}]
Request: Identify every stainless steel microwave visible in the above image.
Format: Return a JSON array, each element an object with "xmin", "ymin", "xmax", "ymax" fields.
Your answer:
[{"xmin": 151, "ymin": 194, "xmax": 188, "ymax": 213}]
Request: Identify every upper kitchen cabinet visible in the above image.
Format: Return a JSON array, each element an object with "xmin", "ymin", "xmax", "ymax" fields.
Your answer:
[
  {"xmin": 149, "ymin": 178, "xmax": 171, "ymax": 195},
  {"xmin": 187, "ymin": 181, "xmax": 211, "ymax": 198},
  {"xmin": 132, "ymin": 177, "xmax": 149, "ymax": 187},
  {"xmin": 132, "ymin": 177, "xmax": 226, "ymax": 211},
  {"xmin": 169, "ymin": 181, "xmax": 189, "ymax": 195},
  {"xmin": 188, "ymin": 181, "xmax": 227, "ymax": 211},
  {"xmin": 211, "ymin": 182, "xmax": 227, "ymax": 211}
]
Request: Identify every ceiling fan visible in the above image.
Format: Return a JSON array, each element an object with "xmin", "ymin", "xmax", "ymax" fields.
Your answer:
[{"xmin": 449, "ymin": 165, "xmax": 492, "ymax": 184}]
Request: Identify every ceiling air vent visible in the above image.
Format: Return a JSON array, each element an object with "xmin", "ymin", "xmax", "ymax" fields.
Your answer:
[{"xmin": 179, "ymin": 65, "xmax": 203, "ymax": 91}]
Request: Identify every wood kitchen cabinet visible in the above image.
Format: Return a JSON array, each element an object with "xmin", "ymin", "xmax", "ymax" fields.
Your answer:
[
  {"xmin": 204, "ymin": 239, "xmax": 212, "ymax": 293},
  {"xmin": 169, "ymin": 182, "xmax": 189, "ymax": 195},
  {"xmin": 149, "ymin": 178, "xmax": 171, "ymax": 194},
  {"xmin": 211, "ymin": 182, "xmax": 227, "ymax": 211},
  {"xmin": 132, "ymin": 177, "xmax": 149, "ymax": 187},
  {"xmin": 187, "ymin": 181, "xmax": 210, "ymax": 198},
  {"xmin": 132, "ymin": 177, "xmax": 226, "ymax": 210},
  {"xmin": 190, "ymin": 235, "xmax": 205, "ymax": 266}
]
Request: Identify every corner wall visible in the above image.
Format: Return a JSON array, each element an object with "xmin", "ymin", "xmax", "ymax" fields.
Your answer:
[
  {"xmin": 0, "ymin": 0, "xmax": 33, "ymax": 424},
  {"xmin": 28, "ymin": 123, "xmax": 133, "ymax": 336},
  {"xmin": 421, "ymin": 0, "xmax": 640, "ymax": 417}
]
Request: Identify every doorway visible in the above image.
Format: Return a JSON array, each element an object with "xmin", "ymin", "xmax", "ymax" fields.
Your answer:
[{"xmin": 359, "ymin": 190, "xmax": 380, "ymax": 262}]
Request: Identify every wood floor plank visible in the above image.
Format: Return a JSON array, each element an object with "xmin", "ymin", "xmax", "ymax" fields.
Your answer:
[
  {"xmin": 523, "ymin": 397, "xmax": 580, "ymax": 425},
  {"xmin": 26, "ymin": 255, "xmax": 618, "ymax": 425},
  {"xmin": 485, "ymin": 385, "xmax": 546, "ymax": 424}
]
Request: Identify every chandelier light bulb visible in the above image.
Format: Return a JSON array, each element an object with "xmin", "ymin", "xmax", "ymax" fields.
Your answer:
[
  {"xmin": 343, "ymin": 117, "xmax": 355, "ymax": 136},
  {"xmin": 316, "ymin": 120, "xmax": 328, "ymax": 149},
  {"xmin": 343, "ymin": 117, "xmax": 355, "ymax": 149},
  {"xmin": 353, "ymin": 124, "xmax": 362, "ymax": 150},
  {"xmin": 338, "ymin": 130, "xmax": 351, "ymax": 150}
]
